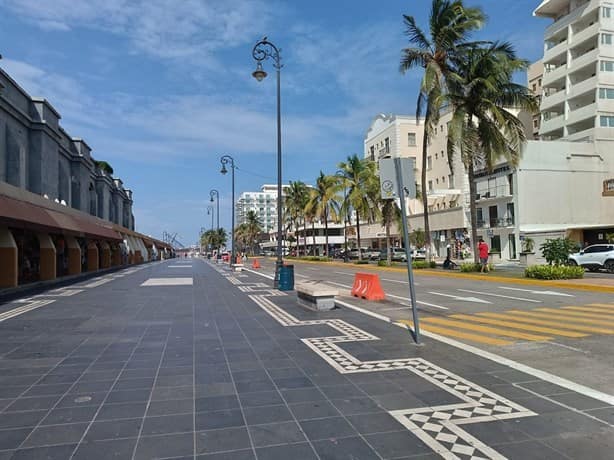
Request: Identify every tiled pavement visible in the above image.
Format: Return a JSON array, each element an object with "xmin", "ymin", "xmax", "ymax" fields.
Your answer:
[{"xmin": 0, "ymin": 260, "xmax": 613, "ymax": 459}]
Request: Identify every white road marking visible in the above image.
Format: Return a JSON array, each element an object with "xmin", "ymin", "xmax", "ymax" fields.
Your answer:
[
  {"xmin": 243, "ymin": 268, "xmax": 274, "ymax": 280},
  {"xmin": 295, "ymin": 273, "xmax": 308, "ymax": 278},
  {"xmin": 329, "ymin": 282, "xmax": 448, "ymax": 310},
  {"xmin": 429, "ymin": 291, "xmax": 491, "ymax": 304},
  {"xmin": 0, "ymin": 300, "xmax": 55, "ymax": 322},
  {"xmin": 337, "ymin": 298, "xmax": 614, "ymax": 407},
  {"xmin": 140, "ymin": 278, "xmax": 193, "ymax": 286},
  {"xmin": 334, "ymin": 271, "xmax": 354, "ymax": 276},
  {"xmin": 458, "ymin": 289, "xmax": 541, "ymax": 303},
  {"xmin": 499, "ymin": 287, "xmax": 574, "ymax": 297}
]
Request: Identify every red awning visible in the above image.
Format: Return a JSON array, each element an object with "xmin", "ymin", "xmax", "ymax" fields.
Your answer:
[{"xmin": 0, "ymin": 195, "xmax": 122, "ymax": 241}]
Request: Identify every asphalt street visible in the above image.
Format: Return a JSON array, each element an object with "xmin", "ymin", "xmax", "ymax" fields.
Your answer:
[
  {"xmin": 251, "ymin": 258, "xmax": 614, "ymax": 393},
  {"xmin": 0, "ymin": 258, "xmax": 613, "ymax": 459}
]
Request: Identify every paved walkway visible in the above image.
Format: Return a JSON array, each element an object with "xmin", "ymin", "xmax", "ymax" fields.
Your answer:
[{"xmin": 0, "ymin": 259, "xmax": 612, "ymax": 459}]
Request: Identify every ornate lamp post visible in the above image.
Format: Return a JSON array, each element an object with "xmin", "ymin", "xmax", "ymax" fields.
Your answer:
[
  {"xmin": 207, "ymin": 205, "xmax": 214, "ymax": 230},
  {"xmin": 252, "ymin": 37, "xmax": 284, "ymax": 288},
  {"xmin": 220, "ymin": 155, "xmax": 236, "ymax": 265},
  {"xmin": 335, "ymin": 170, "xmax": 349, "ymax": 263}
]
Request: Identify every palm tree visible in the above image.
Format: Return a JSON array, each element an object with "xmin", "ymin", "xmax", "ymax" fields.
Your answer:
[
  {"xmin": 244, "ymin": 210, "xmax": 263, "ymax": 255},
  {"xmin": 446, "ymin": 42, "xmax": 538, "ymax": 262},
  {"xmin": 285, "ymin": 181, "xmax": 310, "ymax": 256},
  {"xmin": 337, "ymin": 155, "xmax": 380, "ymax": 260},
  {"xmin": 234, "ymin": 223, "xmax": 250, "ymax": 254},
  {"xmin": 400, "ymin": 0, "xmax": 485, "ymax": 261},
  {"xmin": 201, "ymin": 228, "xmax": 228, "ymax": 253},
  {"xmin": 306, "ymin": 172, "xmax": 341, "ymax": 257}
]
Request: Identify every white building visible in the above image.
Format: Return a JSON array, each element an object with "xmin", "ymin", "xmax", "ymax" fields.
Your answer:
[
  {"xmin": 236, "ymin": 184, "xmax": 287, "ymax": 233},
  {"xmin": 535, "ymin": 0, "xmax": 614, "ymax": 141}
]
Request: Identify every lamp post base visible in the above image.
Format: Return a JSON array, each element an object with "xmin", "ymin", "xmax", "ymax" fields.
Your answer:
[{"xmin": 273, "ymin": 259, "xmax": 283, "ymax": 289}]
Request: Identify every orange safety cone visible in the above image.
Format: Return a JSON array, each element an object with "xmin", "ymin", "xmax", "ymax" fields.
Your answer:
[{"xmin": 252, "ymin": 259, "xmax": 261, "ymax": 269}]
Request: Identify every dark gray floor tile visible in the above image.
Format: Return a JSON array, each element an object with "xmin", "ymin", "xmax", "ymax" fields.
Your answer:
[
  {"xmin": 330, "ymin": 397, "xmax": 381, "ymax": 415},
  {"xmin": 73, "ymin": 437, "xmax": 138, "ymax": 459},
  {"xmin": 0, "ymin": 410, "xmax": 48, "ymax": 429},
  {"xmin": 196, "ymin": 383, "xmax": 236, "ymax": 397},
  {"xmin": 10, "ymin": 443, "xmax": 77, "ymax": 460},
  {"xmin": 299, "ymin": 416, "xmax": 357, "ymax": 441},
  {"xmin": 196, "ymin": 449, "xmax": 255, "ymax": 459},
  {"xmin": 313, "ymin": 436, "xmax": 380, "ymax": 459},
  {"xmin": 56, "ymin": 392, "xmax": 106, "ymax": 408},
  {"xmin": 195, "ymin": 409, "xmax": 244, "ymax": 431},
  {"xmin": 196, "ymin": 426, "xmax": 251, "ymax": 455},
  {"xmin": 239, "ymin": 390, "xmax": 284, "ymax": 408},
  {"xmin": 22, "ymin": 422, "xmax": 89, "ymax": 448},
  {"xmin": 134, "ymin": 432, "xmax": 195, "ymax": 460},
  {"xmin": 365, "ymin": 430, "xmax": 434, "ymax": 458},
  {"xmin": 196, "ymin": 395, "xmax": 240, "ymax": 412},
  {"xmin": 155, "ymin": 374, "xmax": 194, "ymax": 387},
  {"xmin": 232, "ymin": 369, "xmax": 270, "ymax": 382},
  {"xmin": 95, "ymin": 402, "xmax": 148, "ymax": 421},
  {"xmin": 23, "ymin": 383, "xmax": 72, "ymax": 397},
  {"xmin": 85, "ymin": 418, "xmax": 143, "ymax": 441},
  {"xmin": 346, "ymin": 412, "xmax": 405, "ymax": 434},
  {"xmin": 5, "ymin": 395, "xmax": 60, "ymax": 412},
  {"xmin": 41, "ymin": 405, "xmax": 99, "ymax": 425},
  {"xmin": 142, "ymin": 413, "xmax": 194, "ymax": 435},
  {"xmin": 112, "ymin": 377, "xmax": 154, "ymax": 391},
  {"xmin": 147, "ymin": 398, "xmax": 194, "ymax": 416},
  {"xmin": 289, "ymin": 400, "xmax": 340, "ymax": 420},
  {"xmin": 235, "ymin": 379, "xmax": 277, "ymax": 394},
  {"xmin": 0, "ymin": 427, "xmax": 32, "ymax": 450},
  {"xmin": 273, "ymin": 377, "xmax": 314, "ymax": 390},
  {"xmin": 495, "ymin": 439, "xmax": 571, "ymax": 460},
  {"xmin": 281, "ymin": 388, "xmax": 327, "ymax": 403},
  {"xmin": 249, "ymin": 421, "xmax": 306, "ymax": 447},
  {"xmin": 105, "ymin": 389, "xmax": 151, "ymax": 404},
  {"xmin": 587, "ymin": 406, "xmax": 614, "ymax": 424},
  {"xmin": 549, "ymin": 392, "xmax": 612, "ymax": 411},
  {"xmin": 244, "ymin": 404, "xmax": 294, "ymax": 425},
  {"xmin": 319, "ymin": 384, "xmax": 364, "ymax": 400},
  {"xmin": 255, "ymin": 442, "xmax": 318, "ymax": 460},
  {"xmin": 151, "ymin": 385, "xmax": 193, "ymax": 401}
]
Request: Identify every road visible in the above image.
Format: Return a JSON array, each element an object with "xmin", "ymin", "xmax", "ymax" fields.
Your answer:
[{"xmin": 251, "ymin": 257, "xmax": 614, "ymax": 393}]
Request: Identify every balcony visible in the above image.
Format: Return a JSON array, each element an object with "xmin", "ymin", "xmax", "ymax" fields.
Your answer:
[
  {"xmin": 567, "ymin": 102, "xmax": 597, "ymax": 124},
  {"xmin": 476, "ymin": 185, "xmax": 512, "ymax": 202},
  {"xmin": 566, "ymin": 126, "xmax": 595, "ymax": 141},
  {"xmin": 477, "ymin": 217, "xmax": 515, "ymax": 229},
  {"xmin": 540, "ymin": 113, "xmax": 565, "ymax": 133},
  {"xmin": 568, "ymin": 75, "xmax": 597, "ymax": 98},
  {"xmin": 541, "ymin": 89, "xmax": 566, "ymax": 110},
  {"xmin": 542, "ymin": 64, "xmax": 568, "ymax": 86},
  {"xmin": 544, "ymin": 39, "xmax": 568, "ymax": 63},
  {"xmin": 543, "ymin": 0, "xmax": 599, "ymax": 38},
  {"xmin": 570, "ymin": 21, "xmax": 600, "ymax": 46},
  {"xmin": 570, "ymin": 48, "xmax": 599, "ymax": 72}
]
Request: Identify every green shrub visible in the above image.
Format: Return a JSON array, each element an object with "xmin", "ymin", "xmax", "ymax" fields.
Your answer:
[
  {"xmin": 460, "ymin": 263, "xmax": 495, "ymax": 272},
  {"xmin": 525, "ymin": 265, "xmax": 584, "ymax": 280},
  {"xmin": 429, "ymin": 261, "xmax": 437, "ymax": 269},
  {"xmin": 540, "ymin": 237, "xmax": 578, "ymax": 266},
  {"xmin": 305, "ymin": 256, "xmax": 330, "ymax": 262},
  {"xmin": 354, "ymin": 260, "xmax": 370, "ymax": 265},
  {"xmin": 412, "ymin": 261, "xmax": 429, "ymax": 269},
  {"xmin": 377, "ymin": 260, "xmax": 389, "ymax": 267}
]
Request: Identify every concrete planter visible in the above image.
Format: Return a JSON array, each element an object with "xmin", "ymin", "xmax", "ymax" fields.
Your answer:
[{"xmin": 519, "ymin": 252, "xmax": 536, "ymax": 267}]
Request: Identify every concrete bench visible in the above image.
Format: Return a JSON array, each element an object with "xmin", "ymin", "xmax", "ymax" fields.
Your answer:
[
  {"xmin": 231, "ymin": 264, "xmax": 244, "ymax": 272},
  {"xmin": 296, "ymin": 281, "xmax": 338, "ymax": 311}
]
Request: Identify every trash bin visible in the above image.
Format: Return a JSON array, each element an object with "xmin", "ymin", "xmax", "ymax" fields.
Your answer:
[{"xmin": 278, "ymin": 264, "xmax": 294, "ymax": 291}]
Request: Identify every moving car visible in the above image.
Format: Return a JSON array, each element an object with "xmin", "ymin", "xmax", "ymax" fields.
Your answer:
[{"xmin": 568, "ymin": 244, "xmax": 614, "ymax": 272}]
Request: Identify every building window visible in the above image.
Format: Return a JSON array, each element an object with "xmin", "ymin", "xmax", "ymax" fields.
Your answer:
[
  {"xmin": 600, "ymin": 115, "xmax": 614, "ymax": 127},
  {"xmin": 435, "ymin": 153, "xmax": 438, "ymax": 160},
  {"xmin": 436, "ymin": 178, "xmax": 439, "ymax": 185},
  {"xmin": 442, "ymin": 176, "xmax": 445, "ymax": 183},
  {"xmin": 601, "ymin": 60, "xmax": 614, "ymax": 71},
  {"xmin": 434, "ymin": 127, "xmax": 437, "ymax": 135},
  {"xmin": 408, "ymin": 132, "xmax": 416, "ymax": 146},
  {"xmin": 604, "ymin": 7, "xmax": 611, "ymax": 18},
  {"xmin": 448, "ymin": 174, "xmax": 455, "ymax": 188},
  {"xmin": 602, "ymin": 34, "xmax": 612, "ymax": 45},
  {"xmin": 384, "ymin": 137, "xmax": 390, "ymax": 154},
  {"xmin": 428, "ymin": 180, "xmax": 433, "ymax": 191},
  {"xmin": 599, "ymin": 88, "xmax": 614, "ymax": 99},
  {"xmin": 427, "ymin": 156, "xmax": 432, "ymax": 170}
]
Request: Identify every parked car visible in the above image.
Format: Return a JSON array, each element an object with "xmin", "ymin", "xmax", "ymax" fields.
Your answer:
[
  {"xmin": 348, "ymin": 248, "xmax": 376, "ymax": 260},
  {"xmin": 378, "ymin": 248, "xmax": 408, "ymax": 262},
  {"xmin": 412, "ymin": 248, "xmax": 427, "ymax": 260},
  {"xmin": 568, "ymin": 244, "xmax": 614, "ymax": 272}
]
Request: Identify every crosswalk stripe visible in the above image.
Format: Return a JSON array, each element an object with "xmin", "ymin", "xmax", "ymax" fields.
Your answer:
[
  {"xmin": 480, "ymin": 311, "xmax": 614, "ymax": 334},
  {"xmin": 534, "ymin": 308, "xmax": 614, "ymax": 324},
  {"xmin": 450, "ymin": 314, "xmax": 586, "ymax": 338},
  {"xmin": 561, "ymin": 306, "xmax": 614, "ymax": 315},
  {"xmin": 397, "ymin": 320, "xmax": 512, "ymax": 346},
  {"xmin": 421, "ymin": 317, "xmax": 551, "ymax": 341}
]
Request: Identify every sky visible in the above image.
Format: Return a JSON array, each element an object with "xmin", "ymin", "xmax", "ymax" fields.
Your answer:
[{"xmin": 0, "ymin": 0, "xmax": 549, "ymax": 247}]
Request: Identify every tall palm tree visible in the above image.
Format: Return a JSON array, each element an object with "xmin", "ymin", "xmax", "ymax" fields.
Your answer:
[
  {"xmin": 234, "ymin": 223, "xmax": 250, "ymax": 254},
  {"xmin": 446, "ymin": 42, "xmax": 538, "ymax": 262},
  {"xmin": 400, "ymin": 0, "xmax": 485, "ymax": 261},
  {"xmin": 337, "ymin": 155, "xmax": 380, "ymax": 260},
  {"xmin": 244, "ymin": 210, "xmax": 263, "ymax": 255},
  {"xmin": 285, "ymin": 181, "xmax": 310, "ymax": 256},
  {"xmin": 306, "ymin": 172, "xmax": 341, "ymax": 257}
]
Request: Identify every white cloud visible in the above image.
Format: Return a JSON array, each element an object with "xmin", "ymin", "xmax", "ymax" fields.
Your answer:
[{"xmin": 1, "ymin": 0, "xmax": 273, "ymax": 62}]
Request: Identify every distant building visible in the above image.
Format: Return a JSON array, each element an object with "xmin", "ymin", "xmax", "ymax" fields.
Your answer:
[
  {"xmin": 236, "ymin": 184, "xmax": 289, "ymax": 233},
  {"xmin": 528, "ymin": 60, "xmax": 544, "ymax": 139}
]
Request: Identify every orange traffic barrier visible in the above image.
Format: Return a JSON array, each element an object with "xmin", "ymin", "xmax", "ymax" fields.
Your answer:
[
  {"xmin": 351, "ymin": 273, "xmax": 386, "ymax": 301},
  {"xmin": 252, "ymin": 259, "xmax": 261, "ymax": 269},
  {"xmin": 236, "ymin": 255, "xmax": 242, "ymax": 264}
]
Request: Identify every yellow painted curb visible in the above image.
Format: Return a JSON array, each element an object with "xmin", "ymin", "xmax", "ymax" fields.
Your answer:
[{"xmin": 274, "ymin": 258, "xmax": 614, "ymax": 294}]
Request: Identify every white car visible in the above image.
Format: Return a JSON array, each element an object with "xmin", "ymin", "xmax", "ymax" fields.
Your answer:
[{"xmin": 568, "ymin": 244, "xmax": 614, "ymax": 273}]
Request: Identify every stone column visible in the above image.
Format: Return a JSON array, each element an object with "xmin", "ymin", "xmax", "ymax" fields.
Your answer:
[
  {"xmin": 0, "ymin": 227, "xmax": 18, "ymax": 288},
  {"xmin": 112, "ymin": 245, "xmax": 122, "ymax": 266},
  {"xmin": 87, "ymin": 242, "xmax": 99, "ymax": 272},
  {"xmin": 66, "ymin": 236, "xmax": 81, "ymax": 276},
  {"xmin": 100, "ymin": 241, "xmax": 111, "ymax": 269},
  {"xmin": 38, "ymin": 233, "xmax": 56, "ymax": 281}
]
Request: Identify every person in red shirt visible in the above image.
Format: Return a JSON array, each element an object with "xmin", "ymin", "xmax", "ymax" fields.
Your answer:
[{"xmin": 478, "ymin": 238, "xmax": 489, "ymax": 273}]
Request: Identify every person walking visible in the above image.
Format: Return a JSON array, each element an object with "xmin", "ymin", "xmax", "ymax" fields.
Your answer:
[{"xmin": 478, "ymin": 238, "xmax": 489, "ymax": 273}]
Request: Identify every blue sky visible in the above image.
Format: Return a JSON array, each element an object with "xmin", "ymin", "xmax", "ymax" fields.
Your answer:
[{"xmin": 0, "ymin": 0, "xmax": 548, "ymax": 246}]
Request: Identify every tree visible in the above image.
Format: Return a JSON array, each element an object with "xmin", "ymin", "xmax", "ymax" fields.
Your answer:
[
  {"xmin": 244, "ymin": 210, "xmax": 263, "ymax": 255},
  {"xmin": 200, "ymin": 228, "xmax": 228, "ymax": 252},
  {"xmin": 446, "ymin": 42, "xmax": 538, "ymax": 262},
  {"xmin": 400, "ymin": 0, "xmax": 485, "ymax": 262},
  {"xmin": 285, "ymin": 181, "xmax": 310, "ymax": 256},
  {"xmin": 306, "ymin": 172, "xmax": 341, "ymax": 257},
  {"xmin": 337, "ymin": 155, "xmax": 380, "ymax": 260}
]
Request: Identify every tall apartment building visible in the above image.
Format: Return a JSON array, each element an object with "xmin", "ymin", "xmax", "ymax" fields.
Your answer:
[
  {"xmin": 535, "ymin": 0, "xmax": 614, "ymax": 141},
  {"xmin": 528, "ymin": 60, "xmax": 544, "ymax": 138},
  {"xmin": 236, "ymin": 184, "xmax": 287, "ymax": 233}
]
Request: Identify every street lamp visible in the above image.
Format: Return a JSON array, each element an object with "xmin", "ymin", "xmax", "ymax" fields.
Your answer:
[
  {"xmin": 207, "ymin": 205, "xmax": 214, "ymax": 230},
  {"xmin": 252, "ymin": 36, "xmax": 284, "ymax": 288},
  {"xmin": 220, "ymin": 155, "xmax": 236, "ymax": 265},
  {"xmin": 335, "ymin": 170, "xmax": 349, "ymax": 263},
  {"xmin": 209, "ymin": 189, "xmax": 220, "ymax": 256}
]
